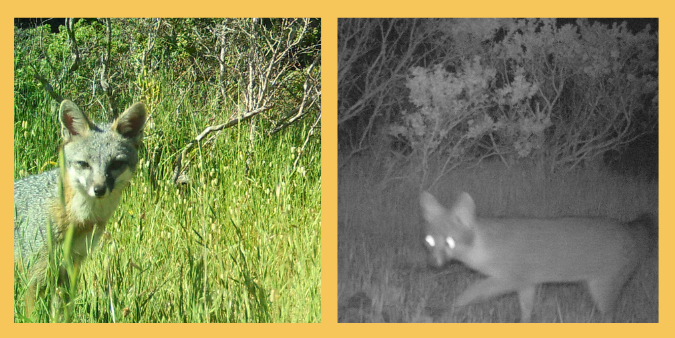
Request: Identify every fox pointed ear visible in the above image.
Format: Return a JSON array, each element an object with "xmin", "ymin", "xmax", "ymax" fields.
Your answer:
[
  {"xmin": 60, "ymin": 100, "xmax": 94, "ymax": 141},
  {"xmin": 420, "ymin": 191, "xmax": 446, "ymax": 221},
  {"xmin": 451, "ymin": 192, "xmax": 476, "ymax": 227},
  {"xmin": 113, "ymin": 102, "xmax": 147, "ymax": 145}
]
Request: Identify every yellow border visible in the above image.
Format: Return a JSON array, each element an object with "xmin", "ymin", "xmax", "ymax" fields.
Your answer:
[{"xmin": 4, "ymin": 1, "xmax": 671, "ymax": 337}]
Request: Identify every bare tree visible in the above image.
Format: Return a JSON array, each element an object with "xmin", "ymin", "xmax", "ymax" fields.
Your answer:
[
  {"xmin": 338, "ymin": 19, "xmax": 444, "ymax": 160},
  {"xmin": 173, "ymin": 18, "xmax": 320, "ymax": 183}
]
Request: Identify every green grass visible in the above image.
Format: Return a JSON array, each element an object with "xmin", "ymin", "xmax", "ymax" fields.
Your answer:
[
  {"xmin": 338, "ymin": 157, "xmax": 657, "ymax": 323},
  {"xmin": 14, "ymin": 87, "xmax": 321, "ymax": 322}
]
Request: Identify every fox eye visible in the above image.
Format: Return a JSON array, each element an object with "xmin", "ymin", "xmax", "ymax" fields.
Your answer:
[
  {"xmin": 445, "ymin": 236, "xmax": 456, "ymax": 249},
  {"xmin": 425, "ymin": 235, "xmax": 436, "ymax": 247},
  {"xmin": 110, "ymin": 160, "xmax": 126, "ymax": 170},
  {"xmin": 76, "ymin": 161, "xmax": 90, "ymax": 169}
]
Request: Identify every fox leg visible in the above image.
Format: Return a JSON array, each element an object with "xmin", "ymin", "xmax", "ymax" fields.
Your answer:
[
  {"xmin": 517, "ymin": 286, "xmax": 536, "ymax": 323},
  {"xmin": 24, "ymin": 280, "xmax": 37, "ymax": 318},
  {"xmin": 23, "ymin": 255, "xmax": 48, "ymax": 319},
  {"xmin": 455, "ymin": 278, "xmax": 519, "ymax": 307},
  {"xmin": 22, "ymin": 250, "xmax": 81, "ymax": 320},
  {"xmin": 15, "ymin": 261, "xmax": 37, "ymax": 318},
  {"xmin": 587, "ymin": 276, "xmax": 625, "ymax": 322}
]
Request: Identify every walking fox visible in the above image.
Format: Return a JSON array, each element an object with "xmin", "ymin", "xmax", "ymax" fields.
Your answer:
[
  {"xmin": 420, "ymin": 191, "xmax": 657, "ymax": 322},
  {"xmin": 14, "ymin": 100, "xmax": 147, "ymax": 316}
]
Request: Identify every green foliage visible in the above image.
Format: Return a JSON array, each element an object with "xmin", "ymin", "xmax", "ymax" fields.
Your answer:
[
  {"xmin": 340, "ymin": 19, "xmax": 657, "ymax": 180},
  {"xmin": 390, "ymin": 56, "xmax": 549, "ymax": 183},
  {"xmin": 14, "ymin": 18, "xmax": 320, "ymax": 323},
  {"xmin": 391, "ymin": 58, "xmax": 499, "ymax": 158}
]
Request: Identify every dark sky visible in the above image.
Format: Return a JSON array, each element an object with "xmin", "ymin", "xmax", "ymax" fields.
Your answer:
[{"xmin": 558, "ymin": 18, "xmax": 658, "ymax": 34}]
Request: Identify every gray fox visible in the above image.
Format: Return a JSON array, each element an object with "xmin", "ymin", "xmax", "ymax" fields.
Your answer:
[
  {"xmin": 14, "ymin": 100, "xmax": 147, "ymax": 316},
  {"xmin": 420, "ymin": 191, "xmax": 657, "ymax": 322}
]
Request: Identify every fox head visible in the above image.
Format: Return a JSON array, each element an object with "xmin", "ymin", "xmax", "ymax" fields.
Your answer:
[
  {"xmin": 59, "ymin": 100, "xmax": 147, "ymax": 200},
  {"xmin": 420, "ymin": 191, "xmax": 477, "ymax": 268}
]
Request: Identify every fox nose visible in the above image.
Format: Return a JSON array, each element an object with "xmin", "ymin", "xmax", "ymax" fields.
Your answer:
[
  {"xmin": 93, "ymin": 185, "xmax": 107, "ymax": 197},
  {"xmin": 427, "ymin": 254, "xmax": 445, "ymax": 269}
]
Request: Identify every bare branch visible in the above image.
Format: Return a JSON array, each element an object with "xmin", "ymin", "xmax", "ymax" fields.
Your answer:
[
  {"xmin": 33, "ymin": 73, "xmax": 64, "ymax": 103},
  {"xmin": 172, "ymin": 106, "xmax": 272, "ymax": 185},
  {"xmin": 100, "ymin": 18, "xmax": 118, "ymax": 118},
  {"xmin": 291, "ymin": 110, "xmax": 321, "ymax": 174},
  {"xmin": 65, "ymin": 18, "xmax": 80, "ymax": 73},
  {"xmin": 271, "ymin": 55, "xmax": 320, "ymax": 134}
]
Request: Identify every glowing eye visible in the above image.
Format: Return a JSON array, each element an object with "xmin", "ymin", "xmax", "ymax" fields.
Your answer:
[
  {"xmin": 446, "ymin": 237, "xmax": 456, "ymax": 249},
  {"xmin": 425, "ymin": 235, "xmax": 436, "ymax": 247}
]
